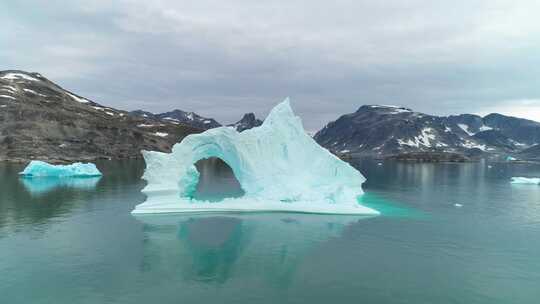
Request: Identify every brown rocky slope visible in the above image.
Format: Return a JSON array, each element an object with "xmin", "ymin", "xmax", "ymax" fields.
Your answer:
[{"xmin": 0, "ymin": 70, "xmax": 202, "ymax": 163}]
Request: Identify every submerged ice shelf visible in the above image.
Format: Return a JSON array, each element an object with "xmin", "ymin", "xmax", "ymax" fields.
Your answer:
[
  {"xmin": 19, "ymin": 160, "xmax": 102, "ymax": 177},
  {"xmin": 133, "ymin": 98, "xmax": 378, "ymax": 215},
  {"xmin": 21, "ymin": 176, "xmax": 101, "ymax": 195}
]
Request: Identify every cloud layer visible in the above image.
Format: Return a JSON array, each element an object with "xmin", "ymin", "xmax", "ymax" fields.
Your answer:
[{"xmin": 2, "ymin": 0, "xmax": 539, "ymax": 130}]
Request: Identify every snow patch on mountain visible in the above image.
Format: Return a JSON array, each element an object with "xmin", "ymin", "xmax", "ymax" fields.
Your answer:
[
  {"xmin": 458, "ymin": 124, "xmax": 474, "ymax": 135},
  {"xmin": 1, "ymin": 72, "xmax": 39, "ymax": 82},
  {"xmin": 67, "ymin": 92, "xmax": 90, "ymax": 103},
  {"xmin": 461, "ymin": 140, "xmax": 487, "ymax": 151},
  {"xmin": 397, "ymin": 128, "xmax": 437, "ymax": 148},
  {"xmin": 23, "ymin": 88, "xmax": 47, "ymax": 97},
  {"xmin": 0, "ymin": 94, "xmax": 16, "ymax": 100},
  {"xmin": 368, "ymin": 105, "xmax": 412, "ymax": 114},
  {"xmin": 1, "ymin": 85, "xmax": 17, "ymax": 92},
  {"xmin": 479, "ymin": 125, "xmax": 493, "ymax": 132}
]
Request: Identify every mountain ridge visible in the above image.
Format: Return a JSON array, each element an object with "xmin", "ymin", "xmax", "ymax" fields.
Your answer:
[
  {"xmin": 3, "ymin": 69, "xmax": 539, "ymax": 162},
  {"xmin": 314, "ymin": 104, "xmax": 540, "ymax": 159},
  {"xmin": 130, "ymin": 109, "xmax": 262, "ymax": 132},
  {"xmin": 0, "ymin": 70, "xmax": 202, "ymax": 163}
]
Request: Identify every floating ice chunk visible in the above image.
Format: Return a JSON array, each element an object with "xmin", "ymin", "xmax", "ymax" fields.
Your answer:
[
  {"xmin": 510, "ymin": 177, "xmax": 540, "ymax": 184},
  {"xmin": 133, "ymin": 98, "xmax": 378, "ymax": 215},
  {"xmin": 19, "ymin": 160, "xmax": 102, "ymax": 177},
  {"xmin": 454, "ymin": 203, "xmax": 463, "ymax": 207}
]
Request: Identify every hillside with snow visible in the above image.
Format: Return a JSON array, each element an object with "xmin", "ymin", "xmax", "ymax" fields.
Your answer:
[
  {"xmin": 131, "ymin": 109, "xmax": 263, "ymax": 132},
  {"xmin": 0, "ymin": 70, "xmax": 202, "ymax": 162},
  {"xmin": 314, "ymin": 105, "xmax": 540, "ymax": 159}
]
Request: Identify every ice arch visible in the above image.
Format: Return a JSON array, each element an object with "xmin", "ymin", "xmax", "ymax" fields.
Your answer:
[
  {"xmin": 193, "ymin": 158, "xmax": 245, "ymax": 200},
  {"xmin": 132, "ymin": 98, "xmax": 378, "ymax": 215}
]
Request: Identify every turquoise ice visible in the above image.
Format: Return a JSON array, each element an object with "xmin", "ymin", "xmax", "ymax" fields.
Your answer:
[
  {"xmin": 19, "ymin": 160, "xmax": 102, "ymax": 177},
  {"xmin": 133, "ymin": 98, "xmax": 378, "ymax": 215}
]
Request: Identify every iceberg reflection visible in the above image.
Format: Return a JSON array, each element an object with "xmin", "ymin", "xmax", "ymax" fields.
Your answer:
[
  {"xmin": 135, "ymin": 213, "xmax": 374, "ymax": 285},
  {"xmin": 20, "ymin": 176, "xmax": 101, "ymax": 195}
]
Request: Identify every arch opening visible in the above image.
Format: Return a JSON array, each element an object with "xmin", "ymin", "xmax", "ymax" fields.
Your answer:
[{"xmin": 192, "ymin": 157, "xmax": 245, "ymax": 202}]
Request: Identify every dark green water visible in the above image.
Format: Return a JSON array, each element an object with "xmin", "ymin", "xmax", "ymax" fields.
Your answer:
[{"xmin": 1, "ymin": 160, "xmax": 539, "ymax": 303}]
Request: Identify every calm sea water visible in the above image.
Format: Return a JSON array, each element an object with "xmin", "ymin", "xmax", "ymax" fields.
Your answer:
[{"xmin": 1, "ymin": 159, "xmax": 539, "ymax": 304}]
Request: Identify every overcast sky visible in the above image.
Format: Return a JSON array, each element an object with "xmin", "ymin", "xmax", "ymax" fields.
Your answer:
[{"xmin": 2, "ymin": 0, "xmax": 539, "ymax": 130}]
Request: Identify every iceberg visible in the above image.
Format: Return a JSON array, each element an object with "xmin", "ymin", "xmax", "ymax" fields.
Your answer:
[
  {"xmin": 19, "ymin": 160, "xmax": 102, "ymax": 177},
  {"xmin": 510, "ymin": 177, "xmax": 540, "ymax": 184},
  {"xmin": 21, "ymin": 176, "xmax": 101, "ymax": 195},
  {"xmin": 133, "ymin": 98, "xmax": 378, "ymax": 215}
]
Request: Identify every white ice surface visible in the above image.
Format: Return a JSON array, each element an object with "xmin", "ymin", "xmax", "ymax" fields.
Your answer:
[
  {"xmin": 510, "ymin": 177, "xmax": 540, "ymax": 184},
  {"xmin": 133, "ymin": 98, "xmax": 378, "ymax": 215}
]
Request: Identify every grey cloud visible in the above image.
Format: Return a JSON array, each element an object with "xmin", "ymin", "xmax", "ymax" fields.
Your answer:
[{"xmin": 1, "ymin": 0, "xmax": 539, "ymax": 130}]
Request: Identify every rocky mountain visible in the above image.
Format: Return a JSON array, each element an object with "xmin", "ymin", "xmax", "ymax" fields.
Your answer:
[
  {"xmin": 314, "ymin": 105, "xmax": 539, "ymax": 158},
  {"xmin": 482, "ymin": 113, "xmax": 540, "ymax": 145},
  {"xmin": 130, "ymin": 109, "xmax": 221, "ymax": 129},
  {"xmin": 227, "ymin": 113, "xmax": 262, "ymax": 132},
  {"xmin": 517, "ymin": 144, "xmax": 540, "ymax": 161},
  {"xmin": 132, "ymin": 109, "xmax": 263, "ymax": 132},
  {"xmin": 0, "ymin": 70, "xmax": 202, "ymax": 163}
]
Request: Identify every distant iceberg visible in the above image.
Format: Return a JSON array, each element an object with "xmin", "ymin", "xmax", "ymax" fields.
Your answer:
[
  {"xmin": 19, "ymin": 160, "xmax": 102, "ymax": 177},
  {"xmin": 133, "ymin": 98, "xmax": 378, "ymax": 215},
  {"xmin": 510, "ymin": 177, "xmax": 540, "ymax": 184}
]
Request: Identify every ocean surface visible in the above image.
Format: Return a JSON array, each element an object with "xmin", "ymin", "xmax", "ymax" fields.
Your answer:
[{"xmin": 1, "ymin": 159, "xmax": 539, "ymax": 304}]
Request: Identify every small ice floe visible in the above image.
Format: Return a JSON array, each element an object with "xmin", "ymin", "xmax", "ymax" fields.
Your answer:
[
  {"xmin": 19, "ymin": 160, "xmax": 102, "ymax": 177},
  {"xmin": 377, "ymin": 162, "xmax": 383, "ymax": 166},
  {"xmin": 454, "ymin": 203, "xmax": 463, "ymax": 208},
  {"xmin": 487, "ymin": 165, "xmax": 492, "ymax": 169},
  {"xmin": 510, "ymin": 177, "xmax": 540, "ymax": 185}
]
